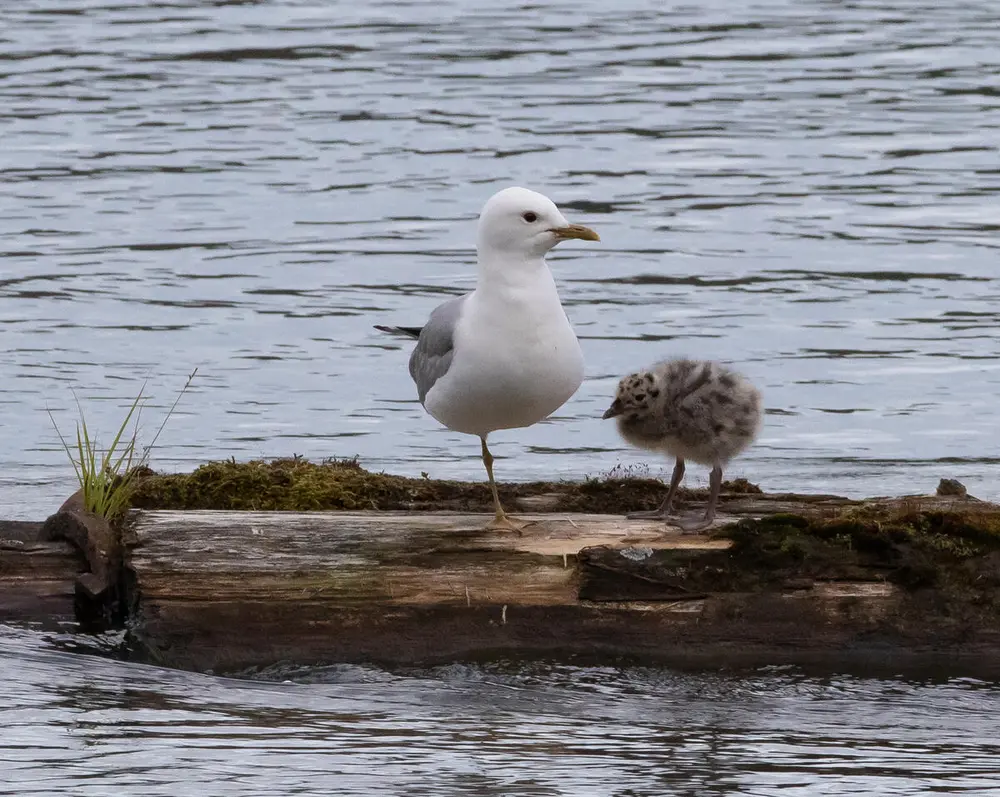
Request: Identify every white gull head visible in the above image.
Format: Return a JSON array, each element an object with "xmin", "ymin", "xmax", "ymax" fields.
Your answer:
[{"xmin": 476, "ymin": 186, "xmax": 600, "ymax": 261}]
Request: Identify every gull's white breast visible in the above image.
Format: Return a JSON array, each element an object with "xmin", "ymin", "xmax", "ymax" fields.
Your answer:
[{"xmin": 423, "ymin": 272, "xmax": 584, "ymax": 437}]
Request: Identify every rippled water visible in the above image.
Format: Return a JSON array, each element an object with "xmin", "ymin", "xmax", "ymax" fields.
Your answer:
[
  {"xmin": 2, "ymin": 0, "xmax": 1000, "ymax": 518},
  {"xmin": 1, "ymin": 627, "xmax": 998, "ymax": 796},
  {"xmin": 3, "ymin": 6, "xmax": 1000, "ymax": 788}
]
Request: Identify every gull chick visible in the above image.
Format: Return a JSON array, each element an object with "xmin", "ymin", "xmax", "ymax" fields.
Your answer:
[
  {"xmin": 602, "ymin": 358, "xmax": 762, "ymax": 532},
  {"xmin": 376, "ymin": 187, "xmax": 599, "ymax": 530}
]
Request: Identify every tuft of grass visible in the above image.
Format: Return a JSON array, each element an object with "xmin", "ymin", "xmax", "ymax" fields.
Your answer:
[{"xmin": 48, "ymin": 369, "xmax": 198, "ymax": 521}]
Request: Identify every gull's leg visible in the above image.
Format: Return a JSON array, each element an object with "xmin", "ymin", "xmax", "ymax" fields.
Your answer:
[
  {"xmin": 480, "ymin": 436, "xmax": 524, "ymax": 533},
  {"xmin": 677, "ymin": 464, "xmax": 723, "ymax": 533},
  {"xmin": 627, "ymin": 458, "xmax": 686, "ymax": 520}
]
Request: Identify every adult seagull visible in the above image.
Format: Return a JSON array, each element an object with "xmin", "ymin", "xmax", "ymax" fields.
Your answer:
[{"xmin": 376, "ymin": 186, "xmax": 600, "ymax": 530}]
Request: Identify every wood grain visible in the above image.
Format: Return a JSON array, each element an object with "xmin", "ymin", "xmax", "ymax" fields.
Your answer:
[{"xmin": 122, "ymin": 500, "xmax": 1000, "ymax": 674}]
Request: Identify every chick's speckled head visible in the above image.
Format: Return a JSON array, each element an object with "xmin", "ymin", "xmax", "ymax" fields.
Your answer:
[{"xmin": 602, "ymin": 371, "xmax": 660, "ymax": 420}]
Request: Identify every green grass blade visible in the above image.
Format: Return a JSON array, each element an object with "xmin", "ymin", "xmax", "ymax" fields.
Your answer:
[
  {"xmin": 50, "ymin": 371, "xmax": 196, "ymax": 521},
  {"xmin": 46, "ymin": 408, "xmax": 83, "ymax": 485},
  {"xmin": 142, "ymin": 367, "xmax": 198, "ymax": 463},
  {"xmin": 105, "ymin": 384, "xmax": 145, "ymax": 465}
]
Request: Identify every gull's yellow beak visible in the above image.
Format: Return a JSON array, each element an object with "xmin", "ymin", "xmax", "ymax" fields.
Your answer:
[{"xmin": 551, "ymin": 223, "xmax": 600, "ymax": 242}]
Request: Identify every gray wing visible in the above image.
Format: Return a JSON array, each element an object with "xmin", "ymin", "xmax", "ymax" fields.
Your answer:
[{"xmin": 408, "ymin": 295, "xmax": 468, "ymax": 404}]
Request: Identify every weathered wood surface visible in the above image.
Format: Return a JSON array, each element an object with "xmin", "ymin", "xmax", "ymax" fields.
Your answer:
[
  {"xmin": 123, "ymin": 492, "xmax": 1000, "ymax": 674},
  {"xmin": 0, "ymin": 520, "xmax": 83, "ymax": 627}
]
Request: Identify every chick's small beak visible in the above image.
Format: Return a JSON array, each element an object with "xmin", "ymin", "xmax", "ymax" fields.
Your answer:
[
  {"xmin": 602, "ymin": 399, "xmax": 623, "ymax": 420},
  {"xmin": 551, "ymin": 223, "xmax": 600, "ymax": 242}
]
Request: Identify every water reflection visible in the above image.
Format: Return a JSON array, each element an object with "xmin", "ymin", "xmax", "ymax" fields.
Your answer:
[{"xmin": 2, "ymin": 628, "xmax": 999, "ymax": 795}]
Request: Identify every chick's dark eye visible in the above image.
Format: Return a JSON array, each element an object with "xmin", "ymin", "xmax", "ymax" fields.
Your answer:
[{"xmin": 522, "ymin": 211, "xmax": 538, "ymax": 223}]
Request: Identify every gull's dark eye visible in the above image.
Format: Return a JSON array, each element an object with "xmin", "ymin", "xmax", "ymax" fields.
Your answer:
[{"xmin": 522, "ymin": 211, "xmax": 538, "ymax": 223}]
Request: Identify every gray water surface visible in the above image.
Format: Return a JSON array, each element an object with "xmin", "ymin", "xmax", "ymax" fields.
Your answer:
[
  {"xmin": 2, "ymin": 0, "xmax": 999, "ymax": 518},
  {"xmin": 4, "ymin": 4, "xmax": 1000, "ymax": 792},
  {"xmin": 3, "ymin": 627, "xmax": 1000, "ymax": 796}
]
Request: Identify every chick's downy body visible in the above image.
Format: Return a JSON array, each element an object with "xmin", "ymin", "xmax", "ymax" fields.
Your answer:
[
  {"xmin": 604, "ymin": 358, "xmax": 762, "ymax": 531},
  {"xmin": 613, "ymin": 359, "xmax": 761, "ymax": 466}
]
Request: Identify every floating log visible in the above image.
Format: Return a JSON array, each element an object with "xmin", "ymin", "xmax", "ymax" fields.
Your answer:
[
  {"xmin": 5, "ymin": 473, "xmax": 1000, "ymax": 674},
  {"xmin": 120, "ymin": 488, "xmax": 1000, "ymax": 674}
]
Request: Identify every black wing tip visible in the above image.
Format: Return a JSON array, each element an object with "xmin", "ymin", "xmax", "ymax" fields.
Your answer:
[{"xmin": 374, "ymin": 324, "xmax": 423, "ymax": 339}]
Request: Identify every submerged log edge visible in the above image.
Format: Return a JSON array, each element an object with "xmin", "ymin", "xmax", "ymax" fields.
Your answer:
[{"xmin": 3, "ymin": 481, "xmax": 1000, "ymax": 675}]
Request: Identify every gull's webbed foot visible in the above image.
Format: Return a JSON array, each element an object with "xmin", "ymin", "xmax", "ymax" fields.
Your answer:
[
  {"xmin": 673, "ymin": 513, "xmax": 715, "ymax": 534},
  {"xmin": 626, "ymin": 507, "xmax": 679, "ymax": 521},
  {"xmin": 485, "ymin": 514, "xmax": 528, "ymax": 534}
]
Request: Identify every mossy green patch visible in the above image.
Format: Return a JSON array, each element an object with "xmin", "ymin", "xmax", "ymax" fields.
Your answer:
[
  {"xmin": 131, "ymin": 458, "xmax": 486, "ymax": 512},
  {"xmin": 551, "ymin": 473, "xmax": 761, "ymax": 516},
  {"xmin": 129, "ymin": 457, "xmax": 756, "ymax": 514},
  {"xmin": 717, "ymin": 508, "xmax": 1000, "ymax": 597},
  {"xmin": 582, "ymin": 506, "xmax": 1000, "ymax": 609}
]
